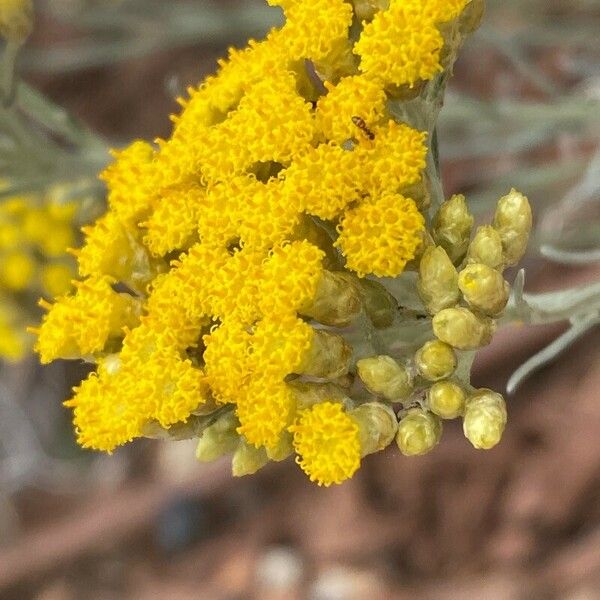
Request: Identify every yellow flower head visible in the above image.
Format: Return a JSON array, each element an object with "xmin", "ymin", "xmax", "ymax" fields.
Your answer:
[
  {"xmin": 290, "ymin": 401, "xmax": 361, "ymax": 486},
  {"xmin": 35, "ymin": 276, "xmax": 140, "ymax": 363},
  {"xmin": 336, "ymin": 193, "xmax": 425, "ymax": 277}
]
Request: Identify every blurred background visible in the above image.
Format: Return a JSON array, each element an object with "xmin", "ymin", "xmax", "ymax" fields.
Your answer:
[{"xmin": 1, "ymin": 0, "xmax": 599, "ymax": 598}]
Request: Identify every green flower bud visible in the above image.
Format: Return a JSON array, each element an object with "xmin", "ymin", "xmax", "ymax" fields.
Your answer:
[
  {"xmin": 301, "ymin": 271, "xmax": 362, "ymax": 328},
  {"xmin": 351, "ymin": 402, "xmax": 398, "ymax": 456},
  {"xmin": 417, "ymin": 245, "xmax": 460, "ymax": 314},
  {"xmin": 396, "ymin": 409, "xmax": 442, "ymax": 456},
  {"xmin": 300, "ymin": 330, "xmax": 352, "ymax": 379},
  {"xmin": 432, "ymin": 194, "xmax": 474, "ymax": 264},
  {"xmin": 232, "ymin": 440, "xmax": 269, "ymax": 476},
  {"xmin": 195, "ymin": 411, "xmax": 240, "ymax": 462},
  {"xmin": 359, "ymin": 279, "xmax": 398, "ymax": 329},
  {"xmin": 432, "ymin": 307, "xmax": 495, "ymax": 350},
  {"xmin": 463, "ymin": 389, "xmax": 507, "ymax": 450},
  {"xmin": 415, "ymin": 340, "xmax": 457, "ymax": 381},
  {"xmin": 467, "ymin": 225, "xmax": 504, "ymax": 271},
  {"xmin": 356, "ymin": 355, "xmax": 412, "ymax": 401},
  {"xmin": 493, "ymin": 189, "xmax": 532, "ymax": 266},
  {"xmin": 0, "ymin": 0, "xmax": 33, "ymax": 43},
  {"xmin": 458, "ymin": 263, "xmax": 509, "ymax": 316},
  {"xmin": 427, "ymin": 381, "xmax": 465, "ymax": 419}
]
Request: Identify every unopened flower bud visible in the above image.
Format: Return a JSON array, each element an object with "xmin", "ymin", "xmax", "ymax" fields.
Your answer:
[
  {"xmin": 351, "ymin": 402, "xmax": 398, "ymax": 456},
  {"xmin": 302, "ymin": 271, "xmax": 362, "ymax": 327},
  {"xmin": 467, "ymin": 225, "xmax": 504, "ymax": 271},
  {"xmin": 0, "ymin": 0, "xmax": 33, "ymax": 43},
  {"xmin": 415, "ymin": 340, "xmax": 457, "ymax": 381},
  {"xmin": 493, "ymin": 189, "xmax": 532, "ymax": 266},
  {"xmin": 396, "ymin": 409, "xmax": 442, "ymax": 456},
  {"xmin": 232, "ymin": 439, "xmax": 269, "ymax": 476},
  {"xmin": 427, "ymin": 381, "xmax": 465, "ymax": 419},
  {"xmin": 300, "ymin": 330, "xmax": 352, "ymax": 379},
  {"xmin": 432, "ymin": 194, "xmax": 474, "ymax": 264},
  {"xmin": 417, "ymin": 245, "xmax": 460, "ymax": 314},
  {"xmin": 195, "ymin": 411, "xmax": 239, "ymax": 462},
  {"xmin": 432, "ymin": 307, "xmax": 495, "ymax": 350},
  {"xmin": 356, "ymin": 355, "xmax": 412, "ymax": 401},
  {"xmin": 463, "ymin": 389, "xmax": 507, "ymax": 449},
  {"xmin": 458, "ymin": 263, "xmax": 509, "ymax": 316},
  {"xmin": 359, "ymin": 279, "xmax": 397, "ymax": 329}
]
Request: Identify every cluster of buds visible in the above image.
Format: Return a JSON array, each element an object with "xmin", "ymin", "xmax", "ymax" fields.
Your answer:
[
  {"xmin": 354, "ymin": 189, "xmax": 531, "ymax": 456},
  {"xmin": 33, "ymin": 0, "xmax": 533, "ymax": 486}
]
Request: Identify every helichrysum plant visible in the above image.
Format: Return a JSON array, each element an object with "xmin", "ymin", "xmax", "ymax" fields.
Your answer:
[{"xmin": 34, "ymin": 0, "xmax": 533, "ymax": 486}]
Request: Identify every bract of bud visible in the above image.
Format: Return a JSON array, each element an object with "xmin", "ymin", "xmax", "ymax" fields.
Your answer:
[
  {"xmin": 351, "ymin": 402, "xmax": 398, "ymax": 456},
  {"xmin": 356, "ymin": 355, "xmax": 412, "ymax": 401},
  {"xmin": 289, "ymin": 381, "xmax": 350, "ymax": 410},
  {"xmin": 232, "ymin": 440, "xmax": 269, "ymax": 476},
  {"xmin": 458, "ymin": 263, "xmax": 509, "ymax": 316},
  {"xmin": 301, "ymin": 271, "xmax": 362, "ymax": 328},
  {"xmin": 417, "ymin": 245, "xmax": 460, "ymax": 314},
  {"xmin": 432, "ymin": 194, "xmax": 474, "ymax": 264},
  {"xmin": 351, "ymin": 0, "xmax": 389, "ymax": 21},
  {"xmin": 266, "ymin": 431, "xmax": 294, "ymax": 462},
  {"xmin": 142, "ymin": 413, "xmax": 216, "ymax": 441},
  {"xmin": 459, "ymin": 0, "xmax": 485, "ymax": 34},
  {"xmin": 0, "ymin": 0, "xmax": 33, "ymax": 43},
  {"xmin": 414, "ymin": 340, "xmax": 457, "ymax": 381},
  {"xmin": 300, "ymin": 330, "xmax": 353, "ymax": 379},
  {"xmin": 195, "ymin": 411, "xmax": 240, "ymax": 462},
  {"xmin": 493, "ymin": 189, "xmax": 532, "ymax": 266},
  {"xmin": 463, "ymin": 389, "xmax": 507, "ymax": 450},
  {"xmin": 396, "ymin": 408, "xmax": 442, "ymax": 456},
  {"xmin": 359, "ymin": 279, "xmax": 397, "ymax": 329},
  {"xmin": 467, "ymin": 225, "xmax": 505, "ymax": 271},
  {"xmin": 432, "ymin": 307, "xmax": 495, "ymax": 350},
  {"xmin": 427, "ymin": 381, "xmax": 465, "ymax": 419}
]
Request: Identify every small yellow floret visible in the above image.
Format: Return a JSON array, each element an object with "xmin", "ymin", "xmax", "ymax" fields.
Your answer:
[
  {"xmin": 290, "ymin": 401, "xmax": 361, "ymax": 486},
  {"xmin": 259, "ymin": 241, "xmax": 324, "ymax": 315},
  {"xmin": 336, "ymin": 193, "xmax": 425, "ymax": 277},
  {"xmin": 100, "ymin": 141, "xmax": 157, "ymax": 224},
  {"xmin": 316, "ymin": 75, "xmax": 387, "ymax": 144},
  {"xmin": 283, "ymin": 143, "xmax": 365, "ymax": 220},
  {"xmin": 236, "ymin": 377, "xmax": 296, "ymax": 449},
  {"xmin": 356, "ymin": 121, "xmax": 428, "ymax": 195},
  {"xmin": 35, "ymin": 276, "xmax": 140, "ymax": 363},
  {"xmin": 277, "ymin": 0, "xmax": 353, "ymax": 61},
  {"xmin": 142, "ymin": 184, "xmax": 204, "ymax": 256}
]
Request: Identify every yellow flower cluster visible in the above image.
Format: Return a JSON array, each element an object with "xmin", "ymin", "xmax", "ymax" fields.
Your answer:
[
  {"xmin": 35, "ymin": 0, "xmax": 503, "ymax": 486},
  {"xmin": 0, "ymin": 190, "xmax": 80, "ymax": 361}
]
